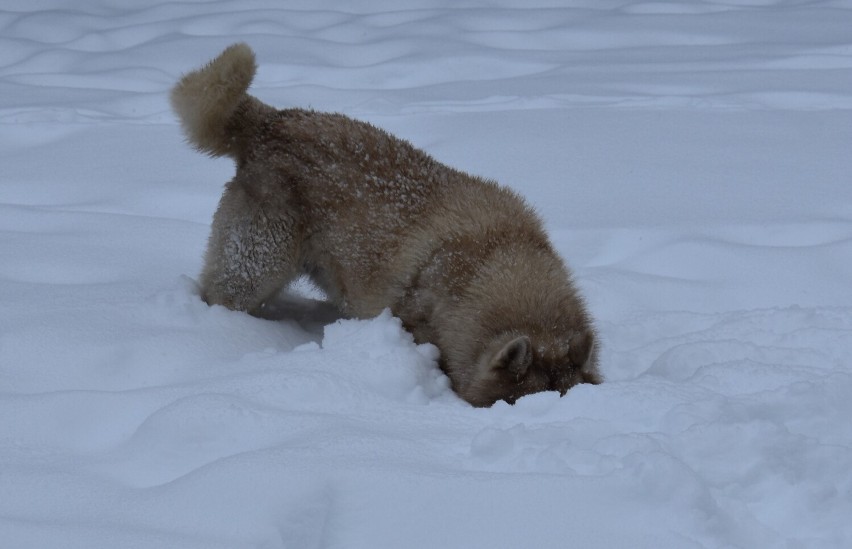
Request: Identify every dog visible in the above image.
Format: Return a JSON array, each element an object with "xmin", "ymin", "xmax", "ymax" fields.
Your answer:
[{"xmin": 171, "ymin": 43, "xmax": 601, "ymax": 407}]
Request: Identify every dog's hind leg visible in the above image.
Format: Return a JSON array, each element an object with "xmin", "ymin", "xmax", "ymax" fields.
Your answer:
[{"xmin": 199, "ymin": 175, "xmax": 301, "ymax": 315}]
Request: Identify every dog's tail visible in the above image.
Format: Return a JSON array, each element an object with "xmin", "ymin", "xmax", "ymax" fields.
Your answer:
[{"xmin": 171, "ymin": 43, "xmax": 261, "ymax": 158}]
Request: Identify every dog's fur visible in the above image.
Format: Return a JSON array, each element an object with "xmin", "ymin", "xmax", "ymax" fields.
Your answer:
[{"xmin": 171, "ymin": 44, "xmax": 601, "ymax": 407}]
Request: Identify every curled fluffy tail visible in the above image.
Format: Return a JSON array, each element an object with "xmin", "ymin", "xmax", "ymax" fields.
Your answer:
[{"xmin": 171, "ymin": 43, "xmax": 257, "ymax": 157}]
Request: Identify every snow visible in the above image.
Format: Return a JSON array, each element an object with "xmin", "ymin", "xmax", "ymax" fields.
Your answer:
[{"xmin": 1, "ymin": 0, "xmax": 851, "ymax": 547}]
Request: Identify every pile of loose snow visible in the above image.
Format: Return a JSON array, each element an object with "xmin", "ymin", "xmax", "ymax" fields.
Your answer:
[{"xmin": 1, "ymin": 1, "xmax": 851, "ymax": 547}]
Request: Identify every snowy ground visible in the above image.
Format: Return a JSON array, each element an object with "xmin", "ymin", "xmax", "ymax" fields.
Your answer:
[{"xmin": 2, "ymin": 1, "xmax": 852, "ymax": 547}]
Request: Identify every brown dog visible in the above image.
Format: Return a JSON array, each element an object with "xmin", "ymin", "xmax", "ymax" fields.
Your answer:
[{"xmin": 171, "ymin": 44, "xmax": 601, "ymax": 406}]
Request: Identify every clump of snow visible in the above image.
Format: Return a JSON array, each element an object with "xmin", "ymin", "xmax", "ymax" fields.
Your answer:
[{"xmin": 1, "ymin": 0, "xmax": 851, "ymax": 547}]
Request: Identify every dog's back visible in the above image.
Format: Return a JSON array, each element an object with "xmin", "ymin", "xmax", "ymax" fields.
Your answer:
[{"xmin": 172, "ymin": 44, "xmax": 601, "ymax": 407}]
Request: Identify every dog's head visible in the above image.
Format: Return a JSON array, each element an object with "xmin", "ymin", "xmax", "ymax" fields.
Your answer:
[{"xmin": 460, "ymin": 329, "xmax": 600, "ymax": 407}]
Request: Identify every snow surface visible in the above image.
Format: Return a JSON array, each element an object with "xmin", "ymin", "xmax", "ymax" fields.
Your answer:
[{"xmin": 2, "ymin": 1, "xmax": 852, "ymax": 547}]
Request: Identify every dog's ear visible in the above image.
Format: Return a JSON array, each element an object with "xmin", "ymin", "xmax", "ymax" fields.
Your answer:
[
  {"xmin": 569, "ymin": 329, "xmax": 601, "ymax": 384},
  {"xmin": 489, "ymin": 335, "xmax": 532, "ymax": 378},
  {"xmin": 568, "ymin": 330, "xmax": 593, "ymax": 367}
]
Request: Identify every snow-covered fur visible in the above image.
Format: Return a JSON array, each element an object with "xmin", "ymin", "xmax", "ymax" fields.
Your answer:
[{"xmin": 171, "ymin": 43, "xmax": 601, "ymax": 406}]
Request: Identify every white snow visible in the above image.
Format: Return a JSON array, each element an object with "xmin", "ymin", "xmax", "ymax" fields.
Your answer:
[{"xmin": 2, "ymin": 1, "xmax": 851, "ymax": 547}]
